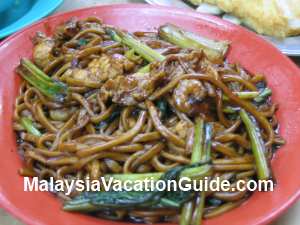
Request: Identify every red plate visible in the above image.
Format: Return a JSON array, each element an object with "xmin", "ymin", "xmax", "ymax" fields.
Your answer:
[{"xmin": 0, "ymin": 4, "xmax": 299, "ymax": 225}]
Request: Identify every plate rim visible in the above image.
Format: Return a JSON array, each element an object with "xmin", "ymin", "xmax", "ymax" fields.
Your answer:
[{"xmin": 0, "ymin": 3, "xmax": 299, "ymax": 225}]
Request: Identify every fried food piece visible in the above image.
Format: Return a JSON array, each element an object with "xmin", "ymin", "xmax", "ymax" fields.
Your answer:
[
  {"xmin": 191, "ymin": 0, "xmax": 300, "ymax": 38},
  {"xmin": 87, "ymin": 55, "xmax": 123, "ymax": 81},
  {"xmin": 63, "ymin": 54, "xmax": 123, "ymax": 85},
  {"xmin": 100, "ymin": 71, "xmax": 166, "ymax": 106},
  {"xmin": 33, "ymin": 33, "xmax": 55, "ymax": 69}
]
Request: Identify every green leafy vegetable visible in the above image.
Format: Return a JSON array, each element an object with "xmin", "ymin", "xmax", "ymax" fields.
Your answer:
[
  {"xmin": 156, "ymin": 99, "xmax": 170, "ymax": 119},
  {"xmin": 64, "ymin": 162, "xmax": 211, "ymax": 212},
  {"xmin": 78, "ymin": 38, "xmax": 88, "ymax": 46}
]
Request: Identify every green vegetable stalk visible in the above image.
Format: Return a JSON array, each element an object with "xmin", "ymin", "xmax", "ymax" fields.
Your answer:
[
  {"xmin": 190, "ymin": 118, "xmax": 204, "ymax": 163},
  {"xmin": 223, "ymin": 106, "xmax": 240, "ymax": 114},
  {"xmin": 191, "ymin": 123, "xmax": 212, "ymax": 225},
  {"xmin": 180, "ymin": 119, "xmax": 213, "ymax": 225},
  {"xmin": 158, "ymin": 23, "xmax": 229, "ymax": 61},
  {"xmin": 223, "ymin": 88, "xmax": 272, "ymax": 102},
  {"xmin": 180, "ymin": 119, "xmax": 204, "ymax": 225},
  {"xmin": 191, "ymin": 192, "xmax": 206, "ymax": 225},
  {"xmin": 17, "ymin": 58, "xmax": 68, "ymax": 102},
  {"xmin": 254, "ymin": 88, "xmax": 272, "ymax": 103},
  {"xmin": 240, "ymin": 109, "xmax": 271, "ymax": 180},
  {"xmin": 223, "ymin": 91, "xmax": 260, "ymax": 101},
  {"xmin": 106, "ymin": 27, "xmax": 166, "ymax": 74},
  {"xmin": 180, "ymin": 201, "xmax": 194, "ymax": 225},
  {"xmin": 106, "ymin": 27, "xmax": 165, "ymax": 63},
  {"xmin": 20, "ymin": 117, "xmax": 41, "ymax": 136},
  {"xmin": 203, "ymin": 124, "xmax": 213, "ymax": 161}
]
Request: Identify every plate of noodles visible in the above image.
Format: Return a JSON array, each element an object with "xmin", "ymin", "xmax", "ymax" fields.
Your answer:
[{"xmin": 0, "ymin": 4, "xmax": 299, "ymax": 225}]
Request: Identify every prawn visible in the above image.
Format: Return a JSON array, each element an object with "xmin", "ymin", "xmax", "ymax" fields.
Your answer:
[{"xmin": 173, "ymin": 79, "xmax": 207, "ymax": 114}]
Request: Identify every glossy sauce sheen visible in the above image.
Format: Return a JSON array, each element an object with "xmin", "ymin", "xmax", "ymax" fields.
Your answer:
[{"xmin": 0, "ymin": 4, "xmax": 299, "ymax": 225}]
